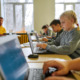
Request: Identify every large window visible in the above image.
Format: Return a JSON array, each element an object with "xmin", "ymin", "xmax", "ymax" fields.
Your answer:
[
  {"xmin": 3, "ymin": 0, "xmax": 33, "ymax": 32},
  {"xmin": 55, "ymin": 0, "xmax": 80, "ymax": 26}
]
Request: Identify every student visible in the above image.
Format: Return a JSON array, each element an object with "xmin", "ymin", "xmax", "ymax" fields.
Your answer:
[
  {"xmin": 42, "ymin": 19, "xmax": 63, "ymax": 42},
  {"xmin": 43, "ymin": 58, "xmax": 80, "ymax": 80},
  {"xmin": 0, "ymin": 17, "xmax": 6, "ymax": 35},
  {"xmin": 41, "ymin": 25, "xmax": 52, "ymax": 36},
  {"xmin": 37, "ymin": 10, "xmax": 80, "ymax": 59}
]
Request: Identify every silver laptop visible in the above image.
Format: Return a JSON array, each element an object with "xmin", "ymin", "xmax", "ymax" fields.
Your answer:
[
  {"xmin": 0, "ymin": 35, "xmax": 45, "ymax": 80},
  {"xmin": 34, "ymin": 32, "xmax": 40, "ymax": 42},
  {"xmin": 27, "ymin": 33, "xmax": 54, "ymax": 54}
]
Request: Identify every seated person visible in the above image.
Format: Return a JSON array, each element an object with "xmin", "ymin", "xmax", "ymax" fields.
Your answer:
[
  {"xmin": 0, "ymin": 17, "xmax": 6, "ymax": 35},
  {"xmin": 43, "ymin": 58, "xmax": 80, "ymax": 80},
  {"xmin": 37, "ymin": 10, "xmax": 80, "ymax": 59},
  {"xmin": 42, "ymin": 19, "xmax": 63, "ymax": 42},
  {"xmin": 41, "ymin": 25, "xmax": 52, "ymax": 37}
]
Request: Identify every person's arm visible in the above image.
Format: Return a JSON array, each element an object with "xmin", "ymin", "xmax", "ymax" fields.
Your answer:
[
  {"xmin": 43, "ymin": 58, "xmax": 80, "ymax": 76},
  {"xmin": 42, "ymin": 37, "xmax": 48, "ymax": 42},
  {"xmin": 47, "ymin": 34, "xmax": 60, "ymax": 45},
  {"xmin": 68, "ymin": 58, "xmax": 80, "ymax": 71},
  {"xmin": 36, "ymin": 34, "xmax": 61, "ymax": 49},
  {"xmin": 46, "ymin": 34, "xmax": 80, "ymax": 54}
]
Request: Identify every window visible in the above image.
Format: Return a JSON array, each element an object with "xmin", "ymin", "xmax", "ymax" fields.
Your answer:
[
  {"xmin": 55, "ymin": 0, "xmax": 80, "ymax": 26},
  {"xmin": 3, "ymin": 0, "xmax": 33, "ymax": 32}
]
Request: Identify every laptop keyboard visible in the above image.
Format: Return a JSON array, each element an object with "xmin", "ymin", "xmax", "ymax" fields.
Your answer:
[
  {"xmin": 34, "ymin": 47, "xmax": 47, "ymax": 53},
  {"xmin": 28, "ymin": 69, "xmax": 45, "ymax": 80}
]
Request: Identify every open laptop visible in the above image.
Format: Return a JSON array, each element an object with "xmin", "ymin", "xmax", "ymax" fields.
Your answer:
[
  {"xmin": 34, "ymin": 32, "xmax": 45, "ymax": 43},
  {"xmin": 0, "ymin": 35, "xmax": 44, "ymax": 80},
  {"xmin": 34, "ymin": 32, "xmax": 40, "ymax": 42},
  {"xmin": 27, "ymin": 33, "xmax": 56, "ymax": 54}
]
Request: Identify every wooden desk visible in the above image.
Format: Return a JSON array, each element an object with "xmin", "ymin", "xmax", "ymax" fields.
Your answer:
[{"xmin": 22, "ymin": 48, "xmax": 71, "ymax": 63}]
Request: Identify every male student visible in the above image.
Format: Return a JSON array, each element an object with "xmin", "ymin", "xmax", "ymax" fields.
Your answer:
[
  {"xmin": 0, "ymin": 17, "xmax": 6, "ymax": 35},
  {"xmin": 42, "ymin": 25, "xmax": 52, "ymax": 37},
  {"xmin": 43, "ymin": 58, "xmax": 80, "ymax": 80},
  {"xmin": 42, "ymin": 19, "xmax": 63, "ymax": 42}
]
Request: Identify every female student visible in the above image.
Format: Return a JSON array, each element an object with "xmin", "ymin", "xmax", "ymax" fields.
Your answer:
[{"xmin": 37, "ymin": 10, "xmax": 80, "ymax": 59}]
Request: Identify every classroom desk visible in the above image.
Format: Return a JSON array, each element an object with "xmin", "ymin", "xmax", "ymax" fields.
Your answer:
[
  {"xmin": 22, "ymin": 47, "xmax": 72, "ymax": 63},
  {"xmin": 22, "ymin": 45, "xmax": 80, "ymax": 80}
]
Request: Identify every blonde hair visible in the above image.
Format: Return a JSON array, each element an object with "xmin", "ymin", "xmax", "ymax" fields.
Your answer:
[{"xmin": 60, "ymin": 10, "xmax": 79, "ymax": 30}]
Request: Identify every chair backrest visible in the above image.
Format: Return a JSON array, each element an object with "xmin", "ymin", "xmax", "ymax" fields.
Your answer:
[{"xmin": 16, "ymin": 30, "xmax": 28, "ymax": 44}]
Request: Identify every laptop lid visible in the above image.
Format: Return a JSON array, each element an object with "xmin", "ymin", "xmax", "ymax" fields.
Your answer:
[
  {"xmin": 34, "ymin": 32, "xmax": 39, "ymax": 42},
  {"xmin": 27, "ymin": 33, "xmax": 34, "ymax": 54},
  {"xmin": 0, "ymin": 35, "xmax": 29, "ymax": 80}
]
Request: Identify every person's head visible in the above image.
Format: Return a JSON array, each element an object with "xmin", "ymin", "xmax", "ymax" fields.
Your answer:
[
  {"xmin": 50, "ymin": 19, "xmax": 62, "ymax": 32},
  {"xmin": 60, "ymin": 10, "xmax": 78, "ymax": 31},
  {"xmin": 0, "ymin": 17, "xmax": 3, "ymax": 26},
  {"xmin": 42, "ymin": 25, "xmax": 48, "ymax": 33}
]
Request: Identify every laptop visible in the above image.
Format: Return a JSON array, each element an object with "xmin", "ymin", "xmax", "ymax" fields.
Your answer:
[
  {"xmin": 34, "ymin": 32, "xmax": 45, "ymax": 43},
  {"xmin": 34, "ymin": 32, "xmax": 40, "ymax": 42},
  {"xmin": 0, "ymin": 35, "xmax": 77, "ymax": 80},
  {"xmin": 40, "ymin": 31, "xmax": 44, "ymax": 37},
  {"xmin": 0, "ymin": 35, "xmax": 44, "ymax": 80},
  {"xmin": 27, "ymin": 33, "xmax": 56, "ymax": 54}
]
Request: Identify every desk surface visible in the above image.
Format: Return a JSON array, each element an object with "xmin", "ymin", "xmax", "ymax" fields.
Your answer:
[
  {"xmin": 22, "ymin": 48, "xmax": 71, "ymax": 63},
  {"xmin": 22, "ymin": 47, "xmax": 80, "ymax": 80}
]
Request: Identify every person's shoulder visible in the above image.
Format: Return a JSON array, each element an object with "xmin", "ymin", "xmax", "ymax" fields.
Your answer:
[{"xmin": 72, "ymin": 28, "xmax": 80, "ymax": 38}]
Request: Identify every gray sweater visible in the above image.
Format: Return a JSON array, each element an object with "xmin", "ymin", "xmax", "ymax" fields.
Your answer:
[{"xmin": 46, "ymin": 28, "xmax": 80, "ymax": 59}]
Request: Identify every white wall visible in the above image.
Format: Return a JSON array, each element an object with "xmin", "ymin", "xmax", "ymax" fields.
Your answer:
[
  {"xmin": 0, "ymin": 0, "xmax": 1, "ymax": 16},
  {"xmin": 34, "ymin": 0, "xmax": 55, "ymax": 33}
]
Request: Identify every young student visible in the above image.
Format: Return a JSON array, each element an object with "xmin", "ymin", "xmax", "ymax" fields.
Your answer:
[
  {"xmin": 43, "ymin": 58, "xmax": 80, "ymax": 80},
  {"xmin": 41, "ymin": 25, "xmax": 52, "ymax": 37},
  {"xmin": 0, "ymin": 17, "xmax": 6, "ymax": 35},
  {"xmin": 37, "ymin": 10, "xmax": 80, "ymax": 59},
  {"xmin": 42, "ymin": 19, "xmax": 63, "ymax": 42}
]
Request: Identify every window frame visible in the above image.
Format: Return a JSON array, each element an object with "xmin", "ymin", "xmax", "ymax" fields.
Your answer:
[
  {"xmin": 3, "ymin": 0, "xmax": 33, "ymax": 32},
  {"xmin": 55, "ymin": 1, "xmax": 80, "ymax": 26}
]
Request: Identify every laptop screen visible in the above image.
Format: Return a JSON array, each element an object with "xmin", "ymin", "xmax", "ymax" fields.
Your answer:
[
  {"xmin": 34, "ymin": 33, "xmax": 39, "ymax": 42},
  {"xmin": 27, "ymin": 34, "xmax": 34, "ymax": 54},
  {"xmin": 0, "ymin": 36, "xmax": 29, "ymax": 80}
]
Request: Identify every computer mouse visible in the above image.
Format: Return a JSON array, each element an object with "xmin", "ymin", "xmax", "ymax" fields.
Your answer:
[
  {"xmin": 28, "ymin": 54, "xmax": 39, "ymax": 58},
  {"xmin": 45, "ymin": 67, "xmax": 57, "ymax": 78}
]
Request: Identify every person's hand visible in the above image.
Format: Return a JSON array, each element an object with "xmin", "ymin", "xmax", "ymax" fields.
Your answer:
[
  {"xmin": 47, "ymin": 36, "xmax": 52, "ymax": 39},
  {"xmin": 45, "ymin": 76, "xmax": 75, "ymax": 80},
  {"xmin": 42, "ymin": 38, "xmax": 48, "ymax": 42},
  {"xmin": 36, "ymin": 43, "xmax": 47, "ymax": 49},
  {"xmin": 43, "ymin": 60, "xmax": 70, "ymax": 76},
  {"xmin": 38, "ymin": 34, "xmax": 42, "ymax": 37}
]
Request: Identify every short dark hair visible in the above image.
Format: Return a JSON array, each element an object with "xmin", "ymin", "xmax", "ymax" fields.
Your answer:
[
  {"xmin": 42, "ymin": 25, "xmax": 48, "ymax": 29},
  {"xmin": 0, "ymin": 17, "xmax": 3, "ymax": 19},
  {"xmin": 50, "ymin": 19, "xmax": 61, "ymax": 26}
]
